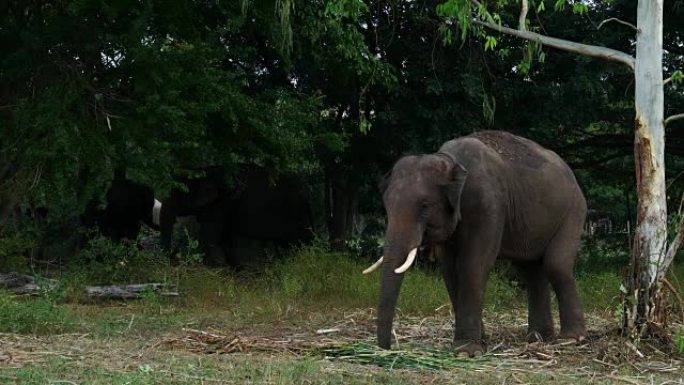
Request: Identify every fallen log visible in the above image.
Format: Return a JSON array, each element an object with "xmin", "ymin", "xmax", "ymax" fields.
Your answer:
[
  {"xmin": 0, "ymin": 272, "xmax": 178, "ymax": 298},
  {"xmin": 85, "ymin": 283, "xmax": 179, "ymax": 299},
  {"xmin": 0, "ymin": 272, "xmax": 56, "ymax": 295}
]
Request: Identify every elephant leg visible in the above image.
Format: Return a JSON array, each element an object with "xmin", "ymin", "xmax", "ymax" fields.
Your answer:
[
  {"xmin": 440, "ymin": 243, "xmax": 485, "ymax": 343},
  {"xmin": 516, "ymin": 261, "xmax": 554, "ymax": 342},
  {"xmin": 198, "ymin": 219, "xmax": 227, "ymax": 267},
  {"xmin": 543, "ymin": 215, "xmax": 586, "ymax": 340},
  {"xmin": 159, "ymin": 207, "xmax": 176, "ymax": 251},
  {"xmin": 452, "ymin": 224, "xmax": 501, "ymax": 356}
]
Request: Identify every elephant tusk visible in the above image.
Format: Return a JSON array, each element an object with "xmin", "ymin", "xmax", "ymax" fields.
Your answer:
[
  {"xmin": 394, "ymin": 248, "xmax": 417, "ymax": 274},
  {"xmin": 152, "ymin": 199, "xmax": 162, "ymax": 226},
  {"xmin": 362, "ymin": 256, "xmax": 384, "ymax": 274}
]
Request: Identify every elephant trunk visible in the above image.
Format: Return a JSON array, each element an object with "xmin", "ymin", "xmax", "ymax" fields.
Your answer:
[
  {"xmin": 376, "ymin": 227, "xmax": 422, "ymax": 349},
  {"xmin": 377, "ymin": 251, "xmax": 405, "ymax": 349}
]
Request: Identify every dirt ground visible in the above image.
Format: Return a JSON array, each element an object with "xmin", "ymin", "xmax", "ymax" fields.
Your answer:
[{"xmin": 1, "ymin": 307, "xmax": 683, "ymax": 384}]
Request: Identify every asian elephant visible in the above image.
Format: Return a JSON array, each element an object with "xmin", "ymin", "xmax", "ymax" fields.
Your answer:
[
  {"xmin": 159, "ymin": 168, "xmax": 313, "ymax": 266},
  {"xmin": 364, "ymin": 131, "xmax": 587, "ymax": 356},
  {"xmin": 158, "ymin": 166, "xmax": 230, "ymax": 265},
  {"xmin": 83, "ymin": 169, "xmax": 161, "ymax": 241}
]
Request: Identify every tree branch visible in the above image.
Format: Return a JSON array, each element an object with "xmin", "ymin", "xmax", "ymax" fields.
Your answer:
[
  {"xmin": 472, "ymin": 19, "xmax": 635, "ymax": 70},
  {"xmin": 659, "ymin": 191, "xmax": 684, "ymax": 282},
  {"xmin": 519, "ymin": 0, "xmax": 529, "ymax": 31},
  {"xmin": 597, "ymin": 18, "xmax": 638, "ymax": 32},
  {"xmin": 665, "ymin": 113, "xmax": 684, "ymax": 127},
  {"xmin": 664, "ymin": 77, "xmax": 672, "ymax": 85}
]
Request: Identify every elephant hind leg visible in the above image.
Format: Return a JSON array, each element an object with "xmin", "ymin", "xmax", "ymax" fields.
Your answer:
[
  {"xmin": 516, "ymin": 261, "xmax": 554, "ymax": 342},
  {"xmin": 543, "ymin": 214, "xmax": 586, "ymax": 340}
]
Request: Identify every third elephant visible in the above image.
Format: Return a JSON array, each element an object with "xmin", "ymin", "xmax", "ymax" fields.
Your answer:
[{"xmin": 159, "ymin": 169, "xmax": 313, "ymax": 266}]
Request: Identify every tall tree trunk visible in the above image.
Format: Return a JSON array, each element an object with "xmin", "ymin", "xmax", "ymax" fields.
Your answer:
[
  {"xmin": 325, "ymin": 175, "xmax": 358, "ymax": 251},
  {"xmin": 627, "ymin": 0, "xmax": 668, "ymax": 329}
]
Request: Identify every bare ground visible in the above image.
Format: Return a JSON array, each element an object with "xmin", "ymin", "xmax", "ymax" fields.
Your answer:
[{"xmin": 1, "ymin": 307, "xmax": 682, "ymax": 384}]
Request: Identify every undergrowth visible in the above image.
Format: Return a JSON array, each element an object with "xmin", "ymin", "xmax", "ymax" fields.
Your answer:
[
  {"xmin": 0, "ymin": 235, "xmax": 681, "ymax": 336},
  {"xmin": 0, "ymin": 290, "xmax": 74, "ymax": 334}
]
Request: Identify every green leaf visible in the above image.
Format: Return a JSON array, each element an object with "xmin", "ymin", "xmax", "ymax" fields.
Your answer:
[
  {"xmin": 572, "ymin": 3, "xmax": 589, "ymax": 15},
  {"xmin": 484, "ymin": 35, "xmax": 498, "ymax": 51},
  {"xmin": 671, "ymin": 70, "xmax": 684, "ymax": 84},
  {"xmin": 537, "ymin": 1, "xmax": 546, "ymax": 13},
  {"xmin": 554, "ymin": 0, "xmax": 566, "ymax": 12}
]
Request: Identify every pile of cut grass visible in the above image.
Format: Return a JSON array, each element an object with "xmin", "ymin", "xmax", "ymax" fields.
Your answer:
[{"xmin": 320, "ymin": 342, "xmax": 490, "ymax": 371}]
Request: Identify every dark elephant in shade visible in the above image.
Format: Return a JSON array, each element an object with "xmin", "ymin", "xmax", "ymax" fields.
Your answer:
[
  {"xmin": 363, "ymin": 131, "xmax": 587, "ymax": 356},
  {"xmin": 230, "ymin": 172, "xmax": 313, "ymax": 245},
  {"xmin": 159, "ymin": 168, "xmax": 313, "ymax": 266},
  {"xmin": 158, "ymin": 167, "xmax": 232, "ymax": 265},
  {"xmin": 84, "ymin": 170, "xmax": 160, "ymax": 241}
]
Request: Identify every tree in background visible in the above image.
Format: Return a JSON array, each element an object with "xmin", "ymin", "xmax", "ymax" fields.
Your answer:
[
  {"xmin": 1, "ymin": 0, "xmax": 682, "ymax": 281},
  {"xmin": 0, "ymin": 1, "xmax": 324, "ymax": 217},
  {"xmin": 436, "ymin": 0, "xmax": 684, "ymax": 333}
]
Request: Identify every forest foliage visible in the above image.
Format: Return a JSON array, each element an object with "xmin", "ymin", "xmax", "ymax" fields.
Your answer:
[{"xmin": 0, "ymin": 0, "xmax": 683, "ymax": 261}]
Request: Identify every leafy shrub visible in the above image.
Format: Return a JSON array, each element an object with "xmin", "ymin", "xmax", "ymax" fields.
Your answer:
[
  {"xmin": 70, "ymin": 235, "xmax": 170, "ymax": 284},
  {"xmin": 577, "ymin": 237, "xmax": 630, "ymax": 274},
  {"xmin": 0, "ymin": 231, "xmax": 35, "ymax": 272}
]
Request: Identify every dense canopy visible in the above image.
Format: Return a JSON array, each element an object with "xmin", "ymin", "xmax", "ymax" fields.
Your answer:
[{"xmin": 0, "ymin": 0, "xmax": 682, "ymax": 255}]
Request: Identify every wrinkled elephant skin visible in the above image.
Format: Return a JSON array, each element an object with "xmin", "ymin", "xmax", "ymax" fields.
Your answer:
[{"xmin": 374, "ymin": 131, "xmax": 587, "ymax": 356}]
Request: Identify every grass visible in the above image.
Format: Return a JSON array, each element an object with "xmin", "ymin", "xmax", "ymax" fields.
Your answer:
[
  {"xmin": 0, "ymin": 291, "xmax": 74, "ymax": 334},
  {"xmin": 1, "ymin": 243, "xmax": 683, "ymax": 384},
  {"xmin": 0, "ymin": 355, "xmax": 522, "ymax": 385}
]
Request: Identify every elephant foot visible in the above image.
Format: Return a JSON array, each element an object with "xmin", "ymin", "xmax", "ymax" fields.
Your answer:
[
  {"xmin": 559, "ymin": 327, "xmax": 586, "ymax": 343},
  {"xmin": 453, "ymin": 340, "xmax": 484, "ymax": 358},
  {"xmin": 526, "ymin": 328, "xmax": 554, "ymax": 343}
]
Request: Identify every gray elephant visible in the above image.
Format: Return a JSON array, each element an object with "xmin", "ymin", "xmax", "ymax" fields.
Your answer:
[{"xmin": 364, "ymin": 130, "xmax": 587, "ymax": 356}]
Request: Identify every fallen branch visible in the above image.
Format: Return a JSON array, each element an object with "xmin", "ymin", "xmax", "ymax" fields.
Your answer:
[
  {"xmin": 85, "ymin": 283, "xmax": 178, "ymax": 299},
  {"xmin": 657, "ymin": 190, "xmax": 684, "ymax": 283},
  {"xmin": 661, "ymin": 278, "xmax": 684, "ymax": 323},
  {"xmin": 0, "ymin": 272, "xmax": 56, "ymax": 295},
  {"xmin": 0, "ymin": 272, "xmax": 178, "ymax": 299}
]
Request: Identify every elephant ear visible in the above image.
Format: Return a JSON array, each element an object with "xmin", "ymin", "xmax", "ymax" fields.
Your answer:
[{"xmin": 445, "ymin": 162, "xmax": 468, "ymax": 224}]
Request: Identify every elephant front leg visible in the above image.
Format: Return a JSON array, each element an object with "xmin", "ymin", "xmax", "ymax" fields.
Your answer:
[
  {"xmin": 452, "ymin": 262, "xmax": 490, "ymax": 357},
  {"xmin": 450, "ymin": 220, "xmax": 501, "ymax": 357},
  {"xmin": 440, "ymin": 244, "xmax": 486, "ymax": 347}
]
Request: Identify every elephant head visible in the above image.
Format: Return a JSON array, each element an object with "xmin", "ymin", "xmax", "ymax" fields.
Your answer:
[{"xmin": 365, "ymin": 152, "xmax": 467, "ymax": 349}]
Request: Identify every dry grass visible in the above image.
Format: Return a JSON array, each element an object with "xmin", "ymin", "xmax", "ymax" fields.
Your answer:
[{"xmin": 3, "ymin": 307, "xmax": 681, "ymax": 385}]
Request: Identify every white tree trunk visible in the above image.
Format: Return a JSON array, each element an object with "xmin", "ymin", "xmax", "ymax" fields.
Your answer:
[{"xmin": 632, "ymin": 0, "xmax": 666, "ymax": 289}]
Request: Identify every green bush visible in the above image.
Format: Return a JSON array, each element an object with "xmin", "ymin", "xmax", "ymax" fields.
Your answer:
[
  {"xmin": 70, "ymin": 235, "xmax": 171, "ymax": 284},
  {"xmin": 0, "ymin": 231, "xmax": 35, "ymax": 272},
  {"xmin": 577, "ymin": 237, "xmax": 630, "ymax": 274}
]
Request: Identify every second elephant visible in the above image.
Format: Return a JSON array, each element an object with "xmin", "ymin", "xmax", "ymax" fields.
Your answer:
[{"xmin": 160, "ymin": 169, "xmax": 313, "ymax": 266}]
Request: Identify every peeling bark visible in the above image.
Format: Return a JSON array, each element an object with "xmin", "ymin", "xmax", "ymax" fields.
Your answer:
[{"xmin": 626, "ymin": 0, "xmax": 669, "ymax": 328}]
